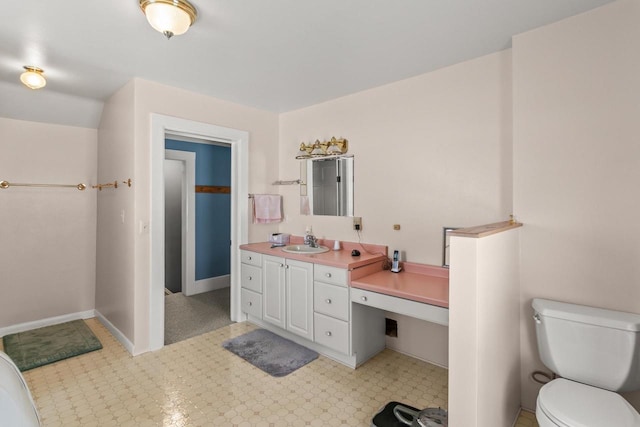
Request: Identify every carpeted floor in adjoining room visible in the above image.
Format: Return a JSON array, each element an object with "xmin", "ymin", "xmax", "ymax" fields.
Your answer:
[{"xmin": 164, "ymin": 286, "xmax": 233, "ymax": 345}]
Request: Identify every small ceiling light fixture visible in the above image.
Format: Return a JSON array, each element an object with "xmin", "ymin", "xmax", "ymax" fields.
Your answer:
[
  {"xmin": 20, "ymin": 66, "xmax": 46, "ymax": 90},
  {"xmin": 139, "ymin": 0, "xmax": 197, "ymax": 40}
]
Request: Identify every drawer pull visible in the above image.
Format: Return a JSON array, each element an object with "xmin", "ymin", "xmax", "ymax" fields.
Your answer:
[
  {"xmin": 326, "ymin": 273, "xmax": 332, "ymax": 278},
  {"xmin": 325, "ymin": 331, "xmax": 332, "ymax": 337},
  {"xmin": 325, "ymin": 298, "xmax": 332, "ymax": 304},
  {"xmin": 361, "ymin": 296, "xmax": 368, "ymax": 302}
]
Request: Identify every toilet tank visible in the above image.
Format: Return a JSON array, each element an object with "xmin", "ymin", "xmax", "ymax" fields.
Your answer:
[{"xmin": 533, "ymin": 298, "xmax": 640, "ymax": 392}]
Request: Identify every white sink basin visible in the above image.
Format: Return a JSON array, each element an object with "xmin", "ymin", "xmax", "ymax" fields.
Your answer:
[{"xmin": 281, "ymin": 245, "xmax": 330, "ymax": 254}]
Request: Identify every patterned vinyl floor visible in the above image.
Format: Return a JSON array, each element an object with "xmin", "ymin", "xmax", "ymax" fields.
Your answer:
[{"xmin": 2, "ymin": 318, "xmax": 538, "ymax": 426}]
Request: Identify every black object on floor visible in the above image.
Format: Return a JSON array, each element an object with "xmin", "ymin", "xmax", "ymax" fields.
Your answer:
[{"xmin": 371, "ymin": 401, "xmax": 420, "ymax": 427}]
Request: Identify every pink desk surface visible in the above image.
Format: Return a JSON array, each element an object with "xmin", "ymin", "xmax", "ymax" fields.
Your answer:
[
  {"xmin": 239, "ymin": 241, "xmax": 387, "ymax": 270},
  {"xmin": 350, "ymin": 263, "xmax": 449, "ymax": 308}
]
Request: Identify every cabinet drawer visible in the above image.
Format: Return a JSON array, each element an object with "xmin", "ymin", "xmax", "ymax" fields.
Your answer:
[
  {"xmin": 240, "ymin": 250, "xmax": 262, "ymax": 267},
  {"xmin": 314, "ymin": 313, "xmax": 349, "ymax": 354},
  {"xmin": 314, "ymin": 282, "xmax": 349, "ymax": 321},
  {"xmin": 241, "ymin": 288, "xmax": 262, "ymax": 318},
  {"xmin": 351, "ymin": 288, "xmax": 449, "ymax": 326},
  {"xmin": 314, "ymin": 264, "xmax": 347, "ymax": 287},
  {"xmin": 241, "ymin": 264, "xmax": 262, "ymax": 293}
]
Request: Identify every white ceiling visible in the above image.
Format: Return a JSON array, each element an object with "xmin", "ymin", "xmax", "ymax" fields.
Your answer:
[{"xmin": 0, "ymin": 0, "xmax": 615, "ymax": 128}]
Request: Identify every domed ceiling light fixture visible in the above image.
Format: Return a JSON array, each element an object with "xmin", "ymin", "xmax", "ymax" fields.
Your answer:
[
  {"xmin": 20, "ymin": 66, "xmax": 46, "ymax": 90},
  {"xmin": 139, "ymin": 0, "xmax": 197, "ymax": 40}
]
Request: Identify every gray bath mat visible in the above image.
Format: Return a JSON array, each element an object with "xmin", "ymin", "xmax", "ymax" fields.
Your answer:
[{"xmin": 222, "ymin": 329, "xmax": 318, "ymax": 377}]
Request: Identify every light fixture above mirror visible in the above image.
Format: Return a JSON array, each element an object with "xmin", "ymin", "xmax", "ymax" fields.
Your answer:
[
  {"xmin": 295, "ymin": 137, "xmax": 348, "ymax": 159},
  {"xmin": 139, "ymin": 0, "xmax": 197, "ymax": 39}
]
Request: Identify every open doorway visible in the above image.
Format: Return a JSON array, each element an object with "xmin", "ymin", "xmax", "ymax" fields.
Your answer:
[
  {"xmin": 149, "ymin": 114, "xmax": 249, "ymax": 352},
  {"xmin": 163, "ymin": 139, "xmax": 234, "ymax": 345}
]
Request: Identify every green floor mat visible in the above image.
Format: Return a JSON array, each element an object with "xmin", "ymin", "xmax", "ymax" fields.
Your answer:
[{"xmin": 2, "ymin": 319, "xmax": 102, "ymax": 371}]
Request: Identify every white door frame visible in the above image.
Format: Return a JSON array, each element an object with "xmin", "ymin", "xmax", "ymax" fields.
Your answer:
[
  {"xmin": 150, "ymin": 114, "xmax": 248, "ymax": 351},
  {"xmin": 164, "ymin": 150, "xmax": 196, "ymax": 296}
]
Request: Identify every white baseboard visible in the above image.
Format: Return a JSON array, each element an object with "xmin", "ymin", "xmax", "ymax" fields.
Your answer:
[
  {"xmin": 0, "ymin": 310, "xmax": 96, "ymax": 337},
  {"xmin": 384, "ymin": 346, "xmax": 450, "ymax": 370},
  {"xmin": 94, "ymin": 310, "xmax": 135, "ymax": 355},
  {"xmin": 188, "ymin": 275, "xmax": 230, "ymax": 295}
]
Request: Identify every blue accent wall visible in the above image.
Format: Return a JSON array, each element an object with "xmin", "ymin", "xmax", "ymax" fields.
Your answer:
[{"xmin": 166, "ymin": 139, "xmax": 231, "ymax": 280}]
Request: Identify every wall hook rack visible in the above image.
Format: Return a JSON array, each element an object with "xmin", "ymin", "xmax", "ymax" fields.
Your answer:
[
  {"xmin": 272, "ymin": 179, "xmax": 302, "ymax": 185},
  {"xmin": 93, "ymin": 181, "xmax": 118, "ymax": 191},
  {"xmin": 92, "ymin": 178, "xmax": 133, "ymax": 191}
]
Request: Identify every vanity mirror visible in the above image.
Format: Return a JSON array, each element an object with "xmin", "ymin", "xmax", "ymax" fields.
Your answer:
[{"xmin": 301, "ymin": 156, "xmax": 354, "ymax": 216}]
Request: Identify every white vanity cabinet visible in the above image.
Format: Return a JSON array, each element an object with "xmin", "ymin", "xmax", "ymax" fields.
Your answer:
[
  {"xmin": 262, "ymin": 255, "xmax": 314, "ymax": 340},
  {"xmin": 239, "ymin": 243, "xmax": 388, "ymax": 368},
  {"xmin": 240, "ymin": 251, "xmax": 263, "ymax": 318}
]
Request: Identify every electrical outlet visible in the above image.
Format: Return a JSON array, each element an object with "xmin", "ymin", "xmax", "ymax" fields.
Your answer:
[{"xmin": 353, "ymin": 217, "xmax": 362, "ymax": 231}]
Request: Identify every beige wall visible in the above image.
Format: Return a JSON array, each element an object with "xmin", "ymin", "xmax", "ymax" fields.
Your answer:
[
  {"xmin": 130, "ymin": 79, "xmax": 280, "ymax": 352},
  {"xmin": 0, "ymin": 118, "xmax": 97, "ymax": 328},
  {"xmin": 96, "ymin": 81, "xmax": 137, "ymax": 346},
  {"xmin": 513, "ymin": 0, "xmax": 640, "ymax": 410},
  {"xmin": 449, "ymin": 229, "xmax": 521, "ymax": 427},
  {"xmin": 278, "ymin": 50, "xmax": 513, "ymax": 365},
  {"xmin": 278, "ymin": 50, "xmax": 513, "ymax": 265}
]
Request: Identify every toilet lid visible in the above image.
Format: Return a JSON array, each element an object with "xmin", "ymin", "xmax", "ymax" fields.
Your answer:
[{"xmin": 538, "ymin": 379, "xmax": 640, "ymax": 427}]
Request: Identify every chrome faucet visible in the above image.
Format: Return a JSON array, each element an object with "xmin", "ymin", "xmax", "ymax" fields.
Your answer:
[{"xmin": 304, "ymin": 233, "xmax": 318, "ymax": 248}]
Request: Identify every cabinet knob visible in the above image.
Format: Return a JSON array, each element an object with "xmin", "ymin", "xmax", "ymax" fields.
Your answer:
[
  {"xmin": 286, "ymin": 265, "xmax": 290, "ymax": 269},
  {"xmin": 280, "ymin": 263, "xmax": 284, "ymax": 268},
  {"xmin": 325, "ymin": 331, "xmax": 332, "ymax": 337},
  {"xmin": 326, "ymin": 273, "xmax": 332, "ymax": 278},
  {"xmin": 248, "ymin": 302, "xmax": 252, "ymax": 306},
  {"xmin": 325, "ymin": 298, "xmax": 332, "ymax": 304},
  {"xmin": 248, "ymin": 256, "xmax": 252, "ymax": 260},
  {"xmin": 248, "ymin": 276, "xmax": 252, "ymax": 281},
  {"xmin": 361, "ymin": 296, "xmax": 368, "ymax": 302}
]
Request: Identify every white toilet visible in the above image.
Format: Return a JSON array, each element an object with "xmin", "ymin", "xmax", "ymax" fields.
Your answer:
[{"xmin": 533, "ymin": 298, "xmax": 640, "ymax": 427}]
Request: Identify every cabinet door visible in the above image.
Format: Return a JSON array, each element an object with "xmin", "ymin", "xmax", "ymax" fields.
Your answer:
[
  {"xmin": 286, "ymin": 259, "xmax": 314, "ymax": 340},
  {"xmin": 262, "ymin": 255, "xmax": 286, "ymax": 329}
]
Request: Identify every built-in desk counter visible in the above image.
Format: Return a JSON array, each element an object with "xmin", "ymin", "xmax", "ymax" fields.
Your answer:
[{"xmin": 350, "ymin": 262, "xmax": 449, "ymax": 326}]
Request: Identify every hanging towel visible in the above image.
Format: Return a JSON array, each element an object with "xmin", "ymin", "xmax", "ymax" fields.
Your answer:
[
  {"xmin": 300, "ymin": 196, "xmax": 310, "ymax": 216},
  {"xmin": 253, "ymin": 194, "xmax": 283, "ymax": 223}
]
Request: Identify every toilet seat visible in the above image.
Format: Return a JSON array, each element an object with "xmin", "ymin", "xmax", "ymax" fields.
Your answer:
[{"xmin": 537, "ymin": 378, "xmax": 640, "ymax": 427}]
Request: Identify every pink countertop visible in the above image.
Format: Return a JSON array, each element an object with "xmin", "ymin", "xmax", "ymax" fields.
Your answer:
[
  {"xmin": 350, "ymin": 263, "xmax": 449, "ymax": 308},
  {"xmin": 239, "ymin": 240, "xmax": 387, "ymax": 270}
]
